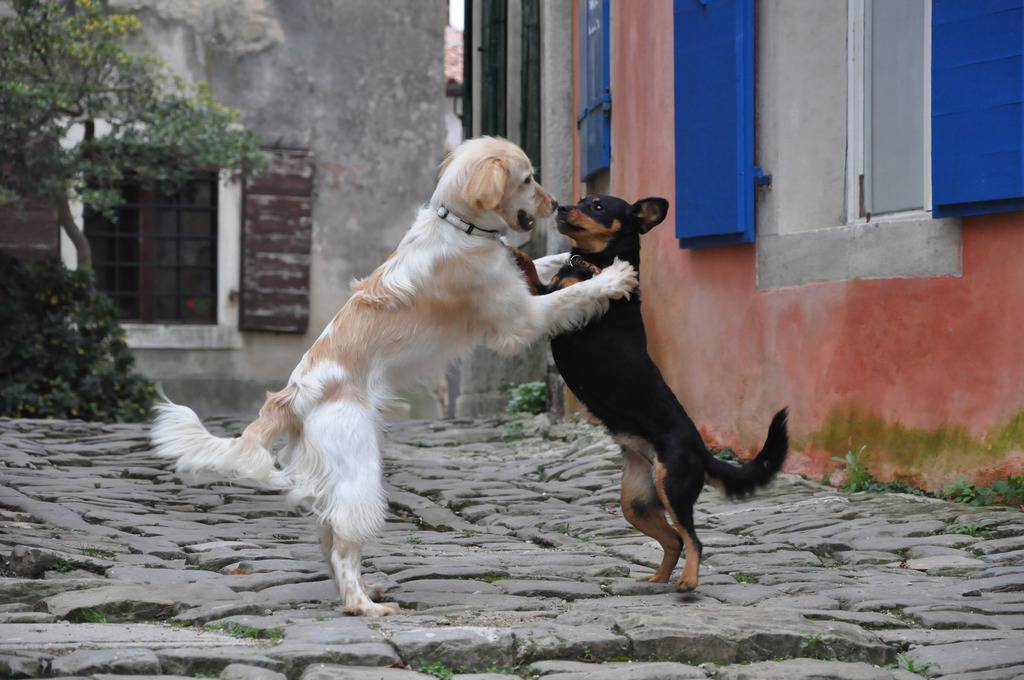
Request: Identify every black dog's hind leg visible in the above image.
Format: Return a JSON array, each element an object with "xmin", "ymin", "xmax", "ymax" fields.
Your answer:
[
  {"xmin": 619, "ymin": 447, "xmax": 682, "ymax": 582},
  {"xmin": 654, "ymin": 456, "xmax": 704, "ymax": 591}
]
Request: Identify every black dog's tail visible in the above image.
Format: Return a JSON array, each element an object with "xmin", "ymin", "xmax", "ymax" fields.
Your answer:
[{"xmin": 702, "ymin": 408, "xmax": 789, "ymax": 499}]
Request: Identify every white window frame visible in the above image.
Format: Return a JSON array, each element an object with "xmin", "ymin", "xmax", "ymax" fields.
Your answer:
[
  {"xmin": 755, "ymin": 0, "xmax": 961, "ymax": 289},
  {"xmin": 846, "ymin": 0, "xmax": 933, "ymax": 224},
  {"xmin": 61, "ymin": 170, "xmax": 243, "ymax": 350}
]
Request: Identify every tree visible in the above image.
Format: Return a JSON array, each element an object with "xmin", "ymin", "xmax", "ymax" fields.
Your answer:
[{"xmin": 0, "ymin": 0, "xmax": 264, "ymax": 268}]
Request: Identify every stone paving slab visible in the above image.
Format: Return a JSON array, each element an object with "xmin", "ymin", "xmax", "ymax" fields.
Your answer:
[
  {"xmin": 0, "ymin": 622, "xmax": 259, "ymax": 650},
  {"xmin": 2, "ymin": 415, "xmax": 1024, "ymax": 678}
]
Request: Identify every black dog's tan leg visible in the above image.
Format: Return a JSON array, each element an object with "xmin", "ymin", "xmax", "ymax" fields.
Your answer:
[
  {"xmin": 654, "ymin": 461, "xmax": 703, "ymax": 592},
  {"xmin": 507, "ymin": 246, "xmax": 545, "ymax": 294},
  {"xmin": 620, "ymin": 448, "xmax": 682, "ymax": 583}
]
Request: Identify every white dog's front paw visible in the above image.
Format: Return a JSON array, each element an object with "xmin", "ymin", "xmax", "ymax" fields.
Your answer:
[{"xmin": 596, "ymin": 259, "xmax": 639, "ymax": 300}]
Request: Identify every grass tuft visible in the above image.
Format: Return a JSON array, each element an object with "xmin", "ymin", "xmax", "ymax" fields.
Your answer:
[
  {"xmin": 418, "ymin": 661, "xmax": 534, "ymax": 679},
  {"xmin": 713, "ymin": 448, "xmax": 737, "ymax": 461},
  {"xmin": 944, "ymin": 519, "xmax": 996, "ymax": 537},
  {"xmin": 418, "ymin": 662, "xmax": 454, "ymax": 680},
  {"xmin": 48, "ymin": 556, "xmax": 107, "ymax": 575},
  {"xmin": 897, "ymin": 652, "xmax": 936, "ymax": 674},
  {"xmin": 506, "ymin": 381, "xmax": 546, "ymax": 415},
  {"xmin": 832, "ymin": 446, "xmax": 873, "ymax": 492},
  {"xmin": 480, "ymin": 574, "xmax": 509, "ymax": 584},
  {"xmin": 203, "ymin": 622, "xmax": 283, "ymax": 639},
  {"xmin": 943, "ymin": 476, "xmax": 1024, "ymax": 507},
  {"xmin": 69, "ymin": 607, "xmax": 107, "ymax": 623}
]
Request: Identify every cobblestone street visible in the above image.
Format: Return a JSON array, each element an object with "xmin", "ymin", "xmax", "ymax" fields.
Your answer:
[{"xmin": 2, "ymin": 415, "xmax": 1024, "ymax": 679}]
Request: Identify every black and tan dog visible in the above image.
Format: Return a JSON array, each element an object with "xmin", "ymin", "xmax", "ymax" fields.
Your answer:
[{"xmin": 513, "ymin": 194, "xmax": 789, "ymax": 591}]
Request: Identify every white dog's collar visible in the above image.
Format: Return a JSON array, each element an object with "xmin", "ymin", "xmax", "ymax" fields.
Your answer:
[{"xmin": 437, "ymin": 205, "xmax": 502, "ymax": 240}]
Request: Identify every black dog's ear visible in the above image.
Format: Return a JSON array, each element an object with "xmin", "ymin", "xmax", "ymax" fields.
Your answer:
[{"xmin": 631, "ymin": 197, "xmax": 669, "ymax": 233}]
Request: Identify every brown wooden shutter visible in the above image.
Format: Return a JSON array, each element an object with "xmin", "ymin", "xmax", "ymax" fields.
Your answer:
[
  {"xmin": 0, "ymin": 201, "xmax": 59, "ymax": 260},
  {"xmin": 239, "ymin": 148, "xmax": 314, "ymax": 333}
]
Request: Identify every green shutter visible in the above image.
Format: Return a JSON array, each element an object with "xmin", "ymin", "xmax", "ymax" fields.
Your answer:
[
  {"xmin": 521, "ymin": 0, "xmax": 542, "ymax": 180},
  {"xmin": 481, "ymin": 0, "xmax": 507, "ymax": 137}
]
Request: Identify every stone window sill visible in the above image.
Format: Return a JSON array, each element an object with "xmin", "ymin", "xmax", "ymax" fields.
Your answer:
[
  {"xmin": 756, "ymin": 212, "xmax": 962, "ymax": 289},
  {"xmin": 123, "ymin": 324, "xmax": 242, "ymax": 350}
]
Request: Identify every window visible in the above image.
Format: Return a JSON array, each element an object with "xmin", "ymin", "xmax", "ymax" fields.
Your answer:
[
  {"xmin": 85, "ymin": 177, "xmax": 218, "ymax": 324},
  {"xmin": 755, "ymin": 0, "xmax": 964, "ymax": 288},
  {"xmin": 858, "ymin": 0, "xmax": 930, "ymax": 217},
  {"xmin": 480, "ymin": 0, "xmax": 508, "ymax": 136}
]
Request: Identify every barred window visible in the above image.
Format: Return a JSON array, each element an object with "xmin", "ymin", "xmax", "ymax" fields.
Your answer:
[{"xmin": 85, "ymin": 176, "xmax": 218, "ymax": 324}]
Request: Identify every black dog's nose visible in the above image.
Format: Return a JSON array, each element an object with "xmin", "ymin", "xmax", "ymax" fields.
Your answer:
[{"xmin": 556, "ymin": 203, "xmax": 568, "ymax": 215}]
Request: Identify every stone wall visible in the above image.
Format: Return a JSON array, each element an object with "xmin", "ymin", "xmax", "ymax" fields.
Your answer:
[{"xmin": 108, "ymin": 0, "xmax": 448, "ymax": 416}]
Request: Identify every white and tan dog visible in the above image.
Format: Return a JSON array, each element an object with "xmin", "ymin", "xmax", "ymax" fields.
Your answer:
[{"xmin": 151, "ymin": 137, "xmax": 637, "ymax": 616}]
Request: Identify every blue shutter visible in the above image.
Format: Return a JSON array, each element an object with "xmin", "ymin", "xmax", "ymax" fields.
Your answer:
[
  {"xmin": 674, "ymin": 0, "xmax": 760, "ymax": 248},
  {"xmin": 578, "ymin": 0, "xmax": 611, "ymax": 181},
  {"xmin": 932, "ymin": 1, "xmax": 1024, "ymax": 217}
]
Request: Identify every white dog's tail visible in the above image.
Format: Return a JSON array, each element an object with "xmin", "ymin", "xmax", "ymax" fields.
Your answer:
[{"xmin": 150, "ymin": 388, "xmax": 296, "ymax": 489}]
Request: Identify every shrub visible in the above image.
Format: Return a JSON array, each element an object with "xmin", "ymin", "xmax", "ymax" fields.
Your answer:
[
  {"xmin": 990, "ymin": 476, "xmax": 1024, "ymax": 506},
  {"xmin": 829, "ymin": 446, "xmax": 928, "ymax": 496},
  {"xmin": 942, "ymin": 476, "xmax": 1024, "ymax": 507},
  {"xmin": 0, "ymin": 255, "xmax": 154, "ymax": 421},
  {"xmin": 506, "ymin": 381, "xmax": 547, "ymax": 415},
  {"xmin": 942, "ymin": 478, "xmax": 981, "ymax": 504}
]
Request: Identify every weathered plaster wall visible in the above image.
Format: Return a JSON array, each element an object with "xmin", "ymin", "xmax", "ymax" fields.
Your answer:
[
  {"xmin": 114, "ymin": 0, "xmax": 448, "ymax": 415},
  {"xmin": 586, "ymin": 0, "xmax": 1024, "ymax": 490}
]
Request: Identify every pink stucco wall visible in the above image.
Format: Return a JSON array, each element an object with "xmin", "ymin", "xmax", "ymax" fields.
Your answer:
[{"xmin": 572, "ymin": 1, "xmax": 1024, "ymax": 489}]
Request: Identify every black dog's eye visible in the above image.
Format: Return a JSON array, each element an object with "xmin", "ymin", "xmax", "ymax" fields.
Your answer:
[{"xmin": 593, "ymin": 202, "xmax": 603, "ymax": 211}]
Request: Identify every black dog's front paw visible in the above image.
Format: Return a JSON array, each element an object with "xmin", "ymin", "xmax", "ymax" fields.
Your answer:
[{"xmin": 546, "ymin": 259, "xmax": 597, "ymax": 292}]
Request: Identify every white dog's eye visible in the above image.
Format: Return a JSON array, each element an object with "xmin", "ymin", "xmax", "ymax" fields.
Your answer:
[{"xmin": 524, "ymin": 176, "xmax": 532, "ymax": 185}]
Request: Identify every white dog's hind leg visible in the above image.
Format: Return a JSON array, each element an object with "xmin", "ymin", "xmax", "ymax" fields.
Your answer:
[
  {"xmin": 331, "ymin": 538, "xmax": 398, "ymax": 616},
  {"xmin": 320, "ymin": 522, "xmax": 384, "ymax": 603},
  {"xmin": 300, "ymin": 400, "xmax": 397, "ymax": 616}
]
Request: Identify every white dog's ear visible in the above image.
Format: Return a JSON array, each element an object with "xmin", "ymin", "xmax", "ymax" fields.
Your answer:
[{"xmin": 465, "ymin": 156, "xmax": 508, "ymax": 211}]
